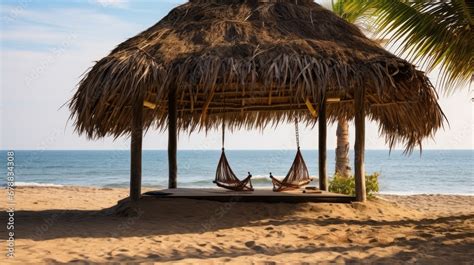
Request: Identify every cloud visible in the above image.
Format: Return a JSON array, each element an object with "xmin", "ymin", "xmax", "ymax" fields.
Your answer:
[
  {"xmin": 92, "ymin": 0, "xmax": 129, "ymax": 8},
  {"xmin": 0, "ymin": 6, "xmax": 143, "ymax": 52}
]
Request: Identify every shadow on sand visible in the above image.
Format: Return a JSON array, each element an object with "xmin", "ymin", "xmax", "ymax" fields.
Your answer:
[{"xmin": 0, "ymin": 196, "xmax": 472, "ymax": 263}]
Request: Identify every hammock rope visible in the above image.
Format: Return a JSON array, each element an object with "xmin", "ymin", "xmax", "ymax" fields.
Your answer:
[
  {"xmin": 295, "ymin": 117, "xmax": 300, "ymax": 149},
  {"xmin": 222, "ymin": 119, "xmax": 225, "ymax": 150}
]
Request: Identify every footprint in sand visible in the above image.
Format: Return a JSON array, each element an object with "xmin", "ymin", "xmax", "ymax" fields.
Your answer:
[
  {"xmin": 269, "ymin": 230, "xmax": 284, "ymax": 237},
  {"xmin": 211, "ymin": 245, "xmax": 222, "ymax": 251},
  {"xmin": 245, "ymin": 241, "xmax": 255, "ymax": 248},
  {"xmin": 252, "ymin": 245, "xmax": 265, "ymax": 252},
  {"xmin": 245, "ymin": 241, "xmax": 265, "ymax": 252},
  {"xmin": 68, "ymin": 259, "xmax": 85, "ymax": 263},
  {"xmin": 419, "ymin": 232, "xmax": 434, "ymax": 238},
  {"xmin": 369, "ymin": 238, "xmax": 379, "ymax": 243},
  {"xmin": 333, "ymin": 256, "xmax": 347, "ymax": 263}
]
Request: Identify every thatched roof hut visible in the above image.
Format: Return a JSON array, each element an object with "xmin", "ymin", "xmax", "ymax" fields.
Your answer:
[{"xmin": 69, "ymin": 0, "xmax": 444, "ymax": 202}]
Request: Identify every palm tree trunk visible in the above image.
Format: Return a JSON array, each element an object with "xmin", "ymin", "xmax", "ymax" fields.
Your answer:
[{"xmin": 335, "ymin": 118, "xmax": 351, "ymax": 177}]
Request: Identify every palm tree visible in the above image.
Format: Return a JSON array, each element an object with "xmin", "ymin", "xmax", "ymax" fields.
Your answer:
[
  {"xmin": 330, "ymin": 0, "xmax": 473, "ymax": 177},
  {"xmin": 335, "ymin": 118, "xmax": 351, "ymax": 177},
  {"xmin": 331, "ymin": 0, "xmax": 362, "ymax": 178}
]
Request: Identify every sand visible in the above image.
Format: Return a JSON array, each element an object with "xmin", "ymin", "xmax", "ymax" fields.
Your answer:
[{"xmin": 1, "ymin": 186, "xmax": 473, "ymax": 264}]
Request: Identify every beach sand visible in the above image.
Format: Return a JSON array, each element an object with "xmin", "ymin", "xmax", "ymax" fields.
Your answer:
[{"xmin": 1, "ymin": 186, "xmax": 473, "ymax": 264}]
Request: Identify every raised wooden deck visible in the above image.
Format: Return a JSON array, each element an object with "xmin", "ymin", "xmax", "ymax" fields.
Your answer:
[{"xmin": 143, "ymin": 188, "xmax": 355, "ymax": 203}]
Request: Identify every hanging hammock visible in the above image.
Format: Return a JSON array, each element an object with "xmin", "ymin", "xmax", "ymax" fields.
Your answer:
[
  {"xmin": 213, "ymin": 122, "xmax": 254, "ymax": 191},
  {"xmin": 270, "ymin": 118, "xmax": 312, "ymax": 192}
]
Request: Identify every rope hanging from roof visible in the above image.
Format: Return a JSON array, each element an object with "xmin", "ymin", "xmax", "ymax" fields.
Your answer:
[{"xmin": 270, "ymin": 117, "xmax": 312, "ymax": 191}]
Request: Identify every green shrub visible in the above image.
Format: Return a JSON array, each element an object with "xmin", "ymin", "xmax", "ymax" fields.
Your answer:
[{"xmin": 328, "ymin": 172, "xmax": 380, "ymax": 198}]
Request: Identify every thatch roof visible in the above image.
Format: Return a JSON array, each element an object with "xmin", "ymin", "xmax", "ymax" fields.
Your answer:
[{"xmin": 69, "ymin": 0, "xmax": 444, "ymax": 151}]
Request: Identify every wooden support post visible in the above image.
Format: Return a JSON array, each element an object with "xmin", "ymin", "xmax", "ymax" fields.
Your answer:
[
  {"xmin": 354, "ymin": 89, "xmax": 366, "ymax": 202},
  {"xmin": 168, "ymin": 89, "xmax": 178, "ymax": 189},
  {"xmin": 130, "ymin": 100, "xmax": 143, "ymax": 201},
  {"xmin": 318, "ymin": 98, "xmax": 328, "ymax": 191}
]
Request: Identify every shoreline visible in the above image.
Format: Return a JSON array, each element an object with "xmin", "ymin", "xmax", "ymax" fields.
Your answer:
[{"xmin": 6, "ymin": 183, "xmax": 474, "ymax": 197}]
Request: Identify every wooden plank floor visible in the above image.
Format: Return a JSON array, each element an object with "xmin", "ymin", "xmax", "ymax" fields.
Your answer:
[{"xmin": 143, "ymin": 188, "xmax": 355, "ymax": 203}]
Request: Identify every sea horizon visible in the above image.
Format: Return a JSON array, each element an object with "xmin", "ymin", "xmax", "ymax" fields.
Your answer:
[{"xmin": 3, "ymin": 148, "xmax": 473, "ymax": 151}]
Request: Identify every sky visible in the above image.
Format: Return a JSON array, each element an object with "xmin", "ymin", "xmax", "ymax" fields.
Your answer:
[{"xmin": 0, "ymin": 0, "xmax": 472, "ymax": 151}]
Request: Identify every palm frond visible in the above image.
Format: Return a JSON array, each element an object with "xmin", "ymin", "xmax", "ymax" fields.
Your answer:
[
  {"xmin": 344, "ymin": 0, "xmax": 474, "ymax": 93},
  {"xmin": 332, "ymin": 0, "xmax": 387, "ymax": 44},
  {"xmin": 332, "ymin": 0, "xmax": 369, "ymax": 23}
]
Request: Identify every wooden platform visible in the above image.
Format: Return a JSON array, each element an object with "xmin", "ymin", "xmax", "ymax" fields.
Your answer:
[{"xmin": 143, "ymin": 188, "xmax": 355, "ymax": 203}]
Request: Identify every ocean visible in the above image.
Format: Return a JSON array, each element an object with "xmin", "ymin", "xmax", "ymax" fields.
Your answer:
[{"xmin": 1, "ymin": 150, "xmax": 472, "ymax": 195}]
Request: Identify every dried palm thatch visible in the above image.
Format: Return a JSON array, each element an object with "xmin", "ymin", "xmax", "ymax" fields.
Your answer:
[{"xmin": 69, "ymin": 0, "xmax": 445, "ymax": 152}]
